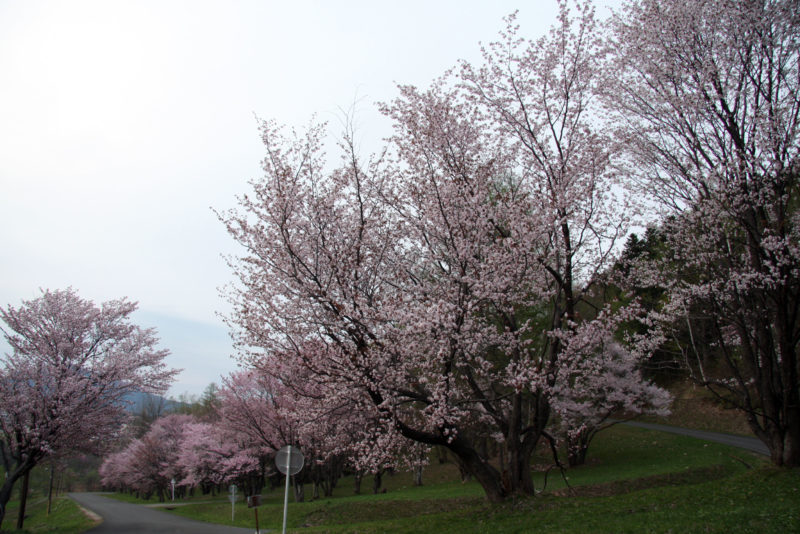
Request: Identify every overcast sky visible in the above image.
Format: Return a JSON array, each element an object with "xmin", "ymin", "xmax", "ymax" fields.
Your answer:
[{"xmin": 0, "ymin": 0, "xmax": 621, "ymax": 397}]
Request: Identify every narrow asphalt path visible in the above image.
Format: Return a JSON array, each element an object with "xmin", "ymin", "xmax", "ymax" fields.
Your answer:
[
  {"xmin": 622, "ymin": 421, "xmax": 770, "ymax": 456},
  {"xmin": 69, "ymin": 492, "xmax": 262, "ymax": 534}
]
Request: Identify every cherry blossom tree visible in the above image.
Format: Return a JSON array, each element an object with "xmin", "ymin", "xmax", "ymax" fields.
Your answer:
[
  {"xmin": 214, "ymin": 370, "xmax": 296, "ymax": 495},
  {"xmin": 549, "ymin": 309, "xmax": 671, "ymax": 466},
  {"xmin": 220, "ymin": 359, "xmax": 421, "ymax": 499},
  {"xmin": 0, "ymin": 288, "xmax": 176, "ymax": 528},
  {"xmin": 445, "ymin": 0, "xmax": 634, "ymax": 488},
  {"xmin": 139, "ymin": 414, "xmax": 195, "ymax": 500},
  {"xmin": 216, "ymin": 371, "xmax": 290, "ymax": 457},
  {"xmin": 219, "ymin": 1, "xmax": 666, "ymax": 502},
  {"xmin": 609, "ymin": 0, "xmax": 800, "ymax": 466},
  {"xmin": 98, "ymin": 448, "xmax": 134, "ymax": 493},
  {"xmin": 177, "ymin": 421, "xmax": 261, "ymax": 493},
  {"xmin": 99, "ymin": 414, "xmax": 194, "ymax": 500}
]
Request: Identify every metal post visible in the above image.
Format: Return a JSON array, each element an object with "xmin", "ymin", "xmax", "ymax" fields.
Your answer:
[{"xmin": 282, "ymin": 447, "xmax": 292, "ymax": 534}]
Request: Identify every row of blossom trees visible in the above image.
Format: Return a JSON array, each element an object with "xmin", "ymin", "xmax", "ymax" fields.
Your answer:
[
  {"xmin": 100, "ymin": 413, "xmax": 262, "ymax": 500},
  {"xmin": 99, "ymin": 370, "xmax": 426, "ymax": 501}
]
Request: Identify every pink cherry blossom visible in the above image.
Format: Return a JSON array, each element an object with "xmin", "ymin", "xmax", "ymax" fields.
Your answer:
[
  {"xmin": 609, "ymin": 0, "xmax": 800, "ymax": 466},
  {"xmin": 0, "ymin": 288, "xmax": 176, "ymax": 526}
]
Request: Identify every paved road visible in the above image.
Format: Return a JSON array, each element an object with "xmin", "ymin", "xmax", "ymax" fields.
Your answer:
[
  {"xmin": 622, "ymin": 421, "xmax": 770, "ymax": 456},
  {"xmin": 69, "ymin": 492, "xmax": 261, "ymax": 534}
]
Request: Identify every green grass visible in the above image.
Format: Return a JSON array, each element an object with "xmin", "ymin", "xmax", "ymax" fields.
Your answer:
[
  {"xmin": 294, "ymin": 467, "xmax": 799, "ymax": 533},
  {"xmin": 108, "ymin": 425, "xmax": 798, "ymax": 533},
  {"xmin": 1, "ymin": 496, "xmax": 97, "ymax": 534}
]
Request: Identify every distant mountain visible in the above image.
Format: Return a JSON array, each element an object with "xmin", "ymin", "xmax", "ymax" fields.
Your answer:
[{"xmin": 123, "ymin": 391, "xmax": 183, "ymax": 415}]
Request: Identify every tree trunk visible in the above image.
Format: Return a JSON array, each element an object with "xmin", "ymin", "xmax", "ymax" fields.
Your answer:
[
  {"xmin": 329, "ymin": 460, "xmax": 340, "ymax": 491},
  {"xmin": 757, "ymin": 416, "xmax": 800, "ymax": 468},
  {"xmin": 372, "ymin": 471, "xmax": 383, "ymax": 494},
  {"xmin": 784, "ymin": 402, "xmax": 800, "ymax": 467},
  {"xmin": 0, "ymin": 461, "xmax": 30, "ymax": 532},
  {"xmin": 567, "ymin": 431, "xmax": 590, "ymax": 467},
  {"xmin": 497, "ymin": 445, "xmax": 505, "ymax": 474},
  {"xmin": 48, "ymin": 463, "xmax": 56, "ymax": 514},
  {"xmin": 568, "ymin": 445, "xmax": 588, "ymax": 467},
  {"xmin": 353, "ymin": 473, "xmax": 362, "ymax": 495},
  {"xmin": 517, "ymin": 440, "xmax": 536, "ymax": 494},
  {"xmin": 0, "ymin": 482, "xmax": 10, "ymax": 532},
  {"xmin": 56, "ymin": 470, "xmax": 63, "ymax": 498},
  {"xmin": 292, "ymin": 476, "xmax": 304, "ymax": 502},
  {"xmin": 324, "ymin": 463, "xmax": 336, "ymax": 497},
  {"xmin": 503, "ymin": 393, "xmax": 544, "ymax": 495},
  {"xmin": 447, "ymin": 435, "xmax": 506, "ymax": 503},
  {"xmin": 379, "ymin": 390, "xmax": 525, "ymax": 501},
  {"xmin": 778, "ymin": 312, "xmax": 800, "ymax": 467},
  {"xmin": 16, "ymin": 469, "xmax": 30, "ymax": 530},
  {"xmin": 413, "ymin": 465, "xmax": 423, "ymax": 486}
]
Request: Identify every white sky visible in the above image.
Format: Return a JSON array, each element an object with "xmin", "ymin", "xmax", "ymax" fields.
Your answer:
[{"xmin": 0, "ymin": 0, "xmax": 621, "ymax": 397}]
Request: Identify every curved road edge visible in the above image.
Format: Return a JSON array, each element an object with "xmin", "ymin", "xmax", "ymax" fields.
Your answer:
[{"xmin": 622, "ymin": 420, "xmax": 769, "ymax": 456}]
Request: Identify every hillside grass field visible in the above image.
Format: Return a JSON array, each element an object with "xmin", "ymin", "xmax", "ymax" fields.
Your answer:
[{"xmin": 102, "ymin": 425, "xmax": 798, "ymax": 533}]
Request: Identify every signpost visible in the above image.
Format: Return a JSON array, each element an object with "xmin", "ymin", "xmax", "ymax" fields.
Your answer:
[
  {"xmin": 246, "ymin": 494, "xmax": 262, "ymax": 534},
  {"xmin": 170, "ymin": 478, "xmax": 175, "ymax": 501},
  {"xmin": 275, "ymin": 445, "xmax": 304, "ymax": 534},
  {"xmin": 228, "ymin": 484, "xmax": 237, "ymax": 522}
]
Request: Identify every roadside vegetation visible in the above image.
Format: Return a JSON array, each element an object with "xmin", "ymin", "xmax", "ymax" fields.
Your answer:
[
  {"xmin": 0, "ymin": 455, "xmax": 101, "ymax": 534},
  {"xmin": 2, "ymin": 397, "xmax": 796, "ymax": 533},
  {"xmin": 102, "ymin": 425, "xmax": 798, "ymax": 533},
  {"xmin": 0, "ymin": 494, "xmax": 96, "ymax": 534}
]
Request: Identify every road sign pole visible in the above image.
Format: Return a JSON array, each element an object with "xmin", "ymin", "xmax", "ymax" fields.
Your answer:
[
  {"xmin": 229, "ymin": 484, "xmax": 237, "ymax": 522},
  {"xmin": 275, "ymin": 444, "xmax": 303, "ymax": 534},
  {"xmin": 282, "ymin": 447, "xmax": 291, "ymax": 534}
]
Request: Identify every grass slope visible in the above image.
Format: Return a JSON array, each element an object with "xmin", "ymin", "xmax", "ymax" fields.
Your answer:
[
  {"xmin": 115, "ymin": 425, "xmax": 798, "ymax": 533},
  {"xmin": 1, "ymin": 496, "xmax": 97, "ymax": 534}
]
